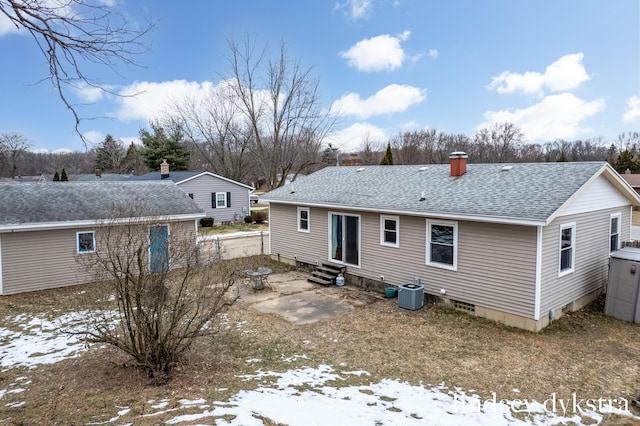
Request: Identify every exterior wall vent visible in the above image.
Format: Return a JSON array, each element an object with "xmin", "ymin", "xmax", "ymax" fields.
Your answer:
[{"xmin": 453, "ymin": 300, "xmax": 475, "ymax": 313}]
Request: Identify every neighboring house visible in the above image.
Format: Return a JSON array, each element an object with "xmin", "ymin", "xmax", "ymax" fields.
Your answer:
[
  {"xmin": 132, "ymin": 161, "xmax": 253, "ymax": 223},
  {"xmin": 620, "ymin": 172, "xmax": 640, "ymax": 195},
  {"xmin": 0, "ymin": 181, "xmax": 204, "ymax": 295},
  {"xmin": 262, "ymin": 153, "xmax": 640, "ymax": 331}
]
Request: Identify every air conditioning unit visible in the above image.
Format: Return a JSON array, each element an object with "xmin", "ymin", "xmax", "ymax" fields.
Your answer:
[{"xmin": 398, "ymin": 283, "xmax": 424, "ymax": 310}]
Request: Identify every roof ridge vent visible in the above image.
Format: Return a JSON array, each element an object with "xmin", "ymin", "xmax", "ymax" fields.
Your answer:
[{"xmin": 501, "ymin": 165, "xmax": 513, "ymax": 172}]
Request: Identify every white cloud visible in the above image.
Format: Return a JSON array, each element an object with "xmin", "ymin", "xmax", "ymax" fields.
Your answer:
[
  {"xmin": 74, "ymin": 83, "xmax": 107, "ymax": 103},
  {"xmin": 324, "ymin": 122, "xmax": 388, "ymax": 152},
  {"xmin": 112, "ymin": 80, "xmax": 216, "ymax": 122},
  {"xmin": 487, "ymin": 53, "xmax": 589, "ymax": 96},
  {"xmin": 340, "ymin": 31, "xmax": 412, "ymax": 72},
  {"xmin": 330, "ymin": 84, "xmax": 426, "ymax": 119},
  {"xmin": 624, "ymin": 96, "xmax": 640, "ymax": 123},
  {"xmin": 82, "ymin": 130, "xmax": 105, "ymax": 145},
  {"xmin": 333, "ymin": 0, "xmax": 373, "ymax": 20},
  {"xmin": 479, "ymin": 93, "xmax": 605, "ymax": 141},
  {"xmin": 428, "ymin": 49, "xmax": 438, "ymax": 59},
  {"xmin": 0, "ymin": 13, "xmax": 21, "ymax": 36}
]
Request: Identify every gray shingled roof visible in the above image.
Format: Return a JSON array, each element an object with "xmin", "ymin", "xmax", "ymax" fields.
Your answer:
[
  {"xmin": 130, "ymin": 170, "xmax": 253, "ymax": 189},
  {"xmin": 262, "ymin": 162, "xmax": 618, "ymax": 224},
  {"xmin": 128, "ymin": 170, "xmax": 202, "ymax": 183},
  {"xmin": 0, "ymin": 181, "xmax": 204, "ymax": 228}
]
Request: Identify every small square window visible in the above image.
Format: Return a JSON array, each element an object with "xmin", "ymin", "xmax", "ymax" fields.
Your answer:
[
  {"xmin": 77, "ymin": 231, "xmax": 95, "ymax": 254},
  {"xmin": 380, "ymin": 215, "xmax": 399, "ymax": 247}
]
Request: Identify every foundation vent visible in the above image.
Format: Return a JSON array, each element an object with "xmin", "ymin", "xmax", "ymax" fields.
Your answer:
[{"xmin": 453, "ymin": 300, "xmax": 476, "ymax": 313}]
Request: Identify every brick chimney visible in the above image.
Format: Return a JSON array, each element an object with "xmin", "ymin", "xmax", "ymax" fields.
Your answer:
[
  {"xmin": 160, "ymin": 159, "xmax": 170, "ymax": 179},
  {"xmin": 449, "ymin": 151, "xmax": 468, "ymax": 177}
]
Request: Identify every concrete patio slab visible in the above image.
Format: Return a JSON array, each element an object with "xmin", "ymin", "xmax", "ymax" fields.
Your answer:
[{"xmin": 238, "ymin": 270, "xmax": 376, "ymax": 325}]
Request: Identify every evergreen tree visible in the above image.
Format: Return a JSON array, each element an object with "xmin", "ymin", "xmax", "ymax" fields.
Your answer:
[
  {"xmin": 379, "ymin": 143, "xmax": 394, "ymax": 165},
  {"xmin": 123, "ymin": 142, "xmax": 147, "ymax": 175},
  {"xmin": 61, "ymin": 168, "xmax": 68, "ymax": 181},
  {"xmin": 139, "ymin": 122, "xmax": 190, "ymax": 171},
  {"xmin": 94, "ymin": 134, "xmax": 125, "ymax": 173},
  {"xmin": 53, "ymin": 171, "xmax": 60, "ymax": 181},
  {"xmin": 614, "ymin": 149, "xmax": 638, "ymax": 174}
]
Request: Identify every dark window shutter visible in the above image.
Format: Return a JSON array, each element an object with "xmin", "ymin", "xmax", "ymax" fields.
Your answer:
[
  {"xmin": 211, "ymin": 192, "xmax": 216, "ymax": 208},
  {"xmin": 227, "ymin": 192, "xmax": 231, "ymax": 207}
]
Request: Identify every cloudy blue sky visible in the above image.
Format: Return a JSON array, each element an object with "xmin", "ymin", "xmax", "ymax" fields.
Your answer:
[{"xmin": 0, "ymin": 0, "xmax": 638, "ymax": 153}]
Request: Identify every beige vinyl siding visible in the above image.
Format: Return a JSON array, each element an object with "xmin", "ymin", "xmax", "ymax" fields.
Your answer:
[
  {"xmin": 178, "ymin": 175, "xmax": 250, "ymax": 222},
  {"xmin": 269, "ymin": 203, "xmax": 328, "ymax": 264},
  {"xmin": 270, "ymin": 203, "xmax": 538, "ymax": 318},
  {"xmin": 2, "ymin": 228, "xmax": 93, "ymax": 295},
  {"xmin": 539, "ymin": 206, "xmax": 630, "ymax": 315},
  {"xmin": 1, "ymin": 219, "xmax": 198, "ymax": 295}
]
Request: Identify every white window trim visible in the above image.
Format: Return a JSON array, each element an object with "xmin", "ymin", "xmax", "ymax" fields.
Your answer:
[
  {"xmin": 327, "ymin": 211, "xmax": 362, "ymax": 269},
  {"xmin": 380, "ymin": 215, "xmax": 399, "ymax": 248},
  {"xmin": 610, "ymin": 212, "xmax": 622, "ymax": 253},
  {"xmin": 297, "ymin": 207, "xmax": 310, "ymax": 233},
  {"xmin": 216, "ymin": 192, "xmax": 227, "ymax": 208},
  {"xmin": 76, "ymin": 231, "xmax": 96, "ymax": 254},
  {"xmin": 426, "ymin": 219, "xmax": 458, "ymax": 271},
  {"xmin": 558, "ymin": 222, "xmax": 576, "ymax": 277}
]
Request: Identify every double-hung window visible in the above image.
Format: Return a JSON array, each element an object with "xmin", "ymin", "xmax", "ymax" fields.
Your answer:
[
  {"xmin": 77, "ymin": 231, "xmax": 95, "ymax": 254},
  {"xmin": 380, "ymin": 215, "xmax": 399, "ymax": 247},
  {"xmin": 297, "ymin": 207, "xmax": 310, "ymax": 232},
  {"xmin": 559, "ymin": 222, "xmax": 576, "ymax": 276},
  {"xmin": 427, "ymin": 220, "xmax": 457, "ymax": 270},
  {"xmin": 610, "ymin": 213, "xmax": 621, "ymax": 253}
]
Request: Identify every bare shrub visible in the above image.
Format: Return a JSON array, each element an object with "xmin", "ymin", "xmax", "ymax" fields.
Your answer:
[{"xmin": 75, "ymin": 204, "xmax": 239, "ymax": 377}]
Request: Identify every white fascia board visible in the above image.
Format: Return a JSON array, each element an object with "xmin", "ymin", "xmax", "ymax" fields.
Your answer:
[
  {"xmin": 0, "ymin": 213, "xmax": 205, "ymax": 233},
  {"xmin": 264, "ymin": 200, "xmax": 546, "ymax": 227}
]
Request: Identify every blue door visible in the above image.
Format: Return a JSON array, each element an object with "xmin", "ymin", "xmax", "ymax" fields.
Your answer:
[{"xmin": 149, "ymin": 225, "xmax": 169, "ymax": 273}]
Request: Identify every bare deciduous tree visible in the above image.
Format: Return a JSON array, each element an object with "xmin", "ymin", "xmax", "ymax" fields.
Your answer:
[
  {"xmin": 0, "ymin": 0, "xmax": 153, "ymax": 141},
  {"xmin": 0, "ymin": 132, "xmax": 32, "ymax": 178},
  {"xmin": 168, "ymin": 83, "xmax": 253, "ymax": 183},
  {"xmin": 224, "ymin": 35, "xmax": 335, "ymax": 189},
  {"xmin": 75, "ymin": 203, "xmax": 239, "ymax": 377}
]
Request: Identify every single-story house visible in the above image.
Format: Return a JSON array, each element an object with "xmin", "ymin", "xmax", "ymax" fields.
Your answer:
[
  {"xmin": 262, "ymin": 153, "xmax": 640, "ymax": 331},
  {"xmin": 132, "ymin": 160, "xmax": 253, "ymax": 223},
  {"xmin": 0, "ymin": 181, "xmax": 204, "ymax": 295}
]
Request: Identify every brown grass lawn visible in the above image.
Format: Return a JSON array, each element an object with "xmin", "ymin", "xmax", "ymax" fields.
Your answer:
[
  {"xmin": 2, "ymin": 257, "xmax": 640, "ymax": 425},
  {"xmin": 199, "ymin": 222, "xmax": 269, "ymax": 236}
]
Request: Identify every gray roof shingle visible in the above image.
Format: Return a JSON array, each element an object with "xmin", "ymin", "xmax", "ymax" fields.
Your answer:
[
  {"xmin": 262, "ymin": 162, "xmax": 617, "ymax": 224},
  {"xmin": 0, "ymin": 181, "xmax": 204, "ymax": 228}
]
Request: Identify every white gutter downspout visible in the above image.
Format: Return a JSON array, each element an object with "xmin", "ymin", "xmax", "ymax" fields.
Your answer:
[{"xmin": 534, "ymin": 225, "xmax": 543, "ymax": 321}]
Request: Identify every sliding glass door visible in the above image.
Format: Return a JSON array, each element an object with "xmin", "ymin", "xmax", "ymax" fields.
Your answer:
[{"xmin": 330, "ymin": 213, "xmax": 360, "ymax": 266}]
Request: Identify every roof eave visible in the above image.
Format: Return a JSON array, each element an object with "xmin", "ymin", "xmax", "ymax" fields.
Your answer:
[
  {"xmin": 264, "ymin": 199, "xmax": 546, "ymax": 226},
  {"xmin": 0, "ymin": 213, "xmax": 205, "ymax": 233}
]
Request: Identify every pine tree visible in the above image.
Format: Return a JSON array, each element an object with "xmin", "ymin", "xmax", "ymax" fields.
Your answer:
[
  {"xmin": 53, "ymin": 171, "xmax": 60, "ymax": 181},
  {"xmin": 139, "ymin": 122, "xmax": 190, "ymax": 171},
  {"xmin": 94, "ymin": 134, "xmax": 125, "ymax": 173},
  {"xmin": 61, "ymin": 168, "xmax": 68, "ymax": 181},
  {"xmin": 379, "ymin": 143, "xmax": 394, "ymax": 165}
]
